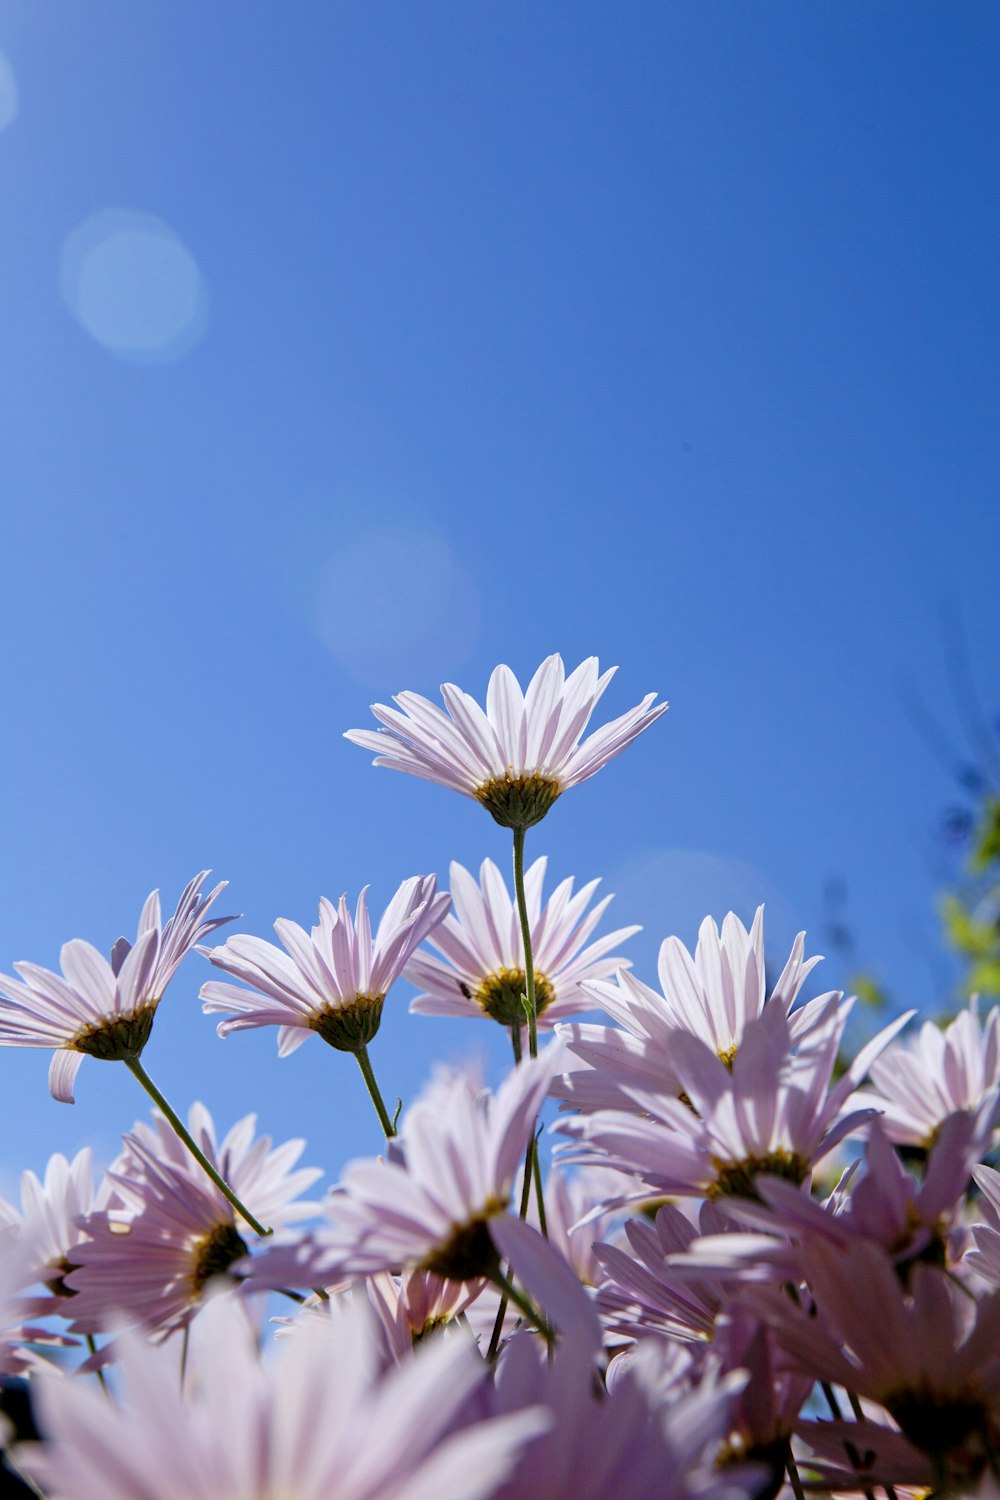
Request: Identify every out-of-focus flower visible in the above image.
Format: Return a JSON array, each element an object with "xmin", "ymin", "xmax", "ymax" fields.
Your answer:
[
  {"xmin": 558, "ymin": 998, "xmax": 911, "ymax": 1203},
  {"xmin": 862, "ymin": 997, "xmax": 1000, "ymax": 1147},
  {"xmin": 17, "ymin": 1294, "xmax": 548, "ymax": 1500},
  {"xmin": 345, "ymin": 654, "xmax": 667, "ymax": 830},
  {"xmin": 200, "ymin": 876, "xmax": 448, "ymax": 1054},
  {"xmin": 557, "ymin": 908, "xmax": 833, "ymax": 1113},
  {"xmin": 486, "ymin": 1328, "xmax": 755, "ymax": 1500},
  {"xmin": 0, "ymin": 872, "xmax": 233, "ymax": 1102},
  {"xmin": 405, "ymin": 857, "xmax": 637, "ymax": 1034},
  {"xmin": 750, "ymin": 1239, "xmax": 1000, "ymax": 1476},
  {"xmin": 64, "ymin": 1105, "xmax": 320, "ymax": 1339}
]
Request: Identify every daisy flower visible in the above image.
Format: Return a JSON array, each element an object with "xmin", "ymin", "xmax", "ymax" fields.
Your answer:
[
  {"xmin": 558, "ymin": 997, "xmax": 912, "ymax": 1204},
  {"xmin": 405, "ymin": 856, "xmax": 638, "ymax": 1037},
  {"xmin": 0, "ymin": 871, "xmax": 233, "ymax": 1103},
  {"xmin": 557, "ymin": 907, "xmax": 833, "ymax": 1114},
  {"xmin": 0, "ymin": 1148, "xmax": 115, "ymax": 1317},
  {"xmin": 64, "ymin": 1105, "xmax": 320, "ymax": 1340},
  {"xmin": 18, "ymin": 1293, "xmax": 548, "ymax": 1500},
  {"xmin": 255, "ymin": 1051, "xmax": 559, "ymax": 1290},
  {"xmin": 751, "ymin": 1239, "xmax": 1000, "ymax": 1474},
  {"xmin": 861, "ymin": 996, "xmax": 1000, "ymax": 1146},
  {"xmin": 345, "ymin": 654, "xmax": 667, "ymax": 830},
  {"xmin": 200, "ymin": 875, "xmax": 448, "ymax": 1056}
]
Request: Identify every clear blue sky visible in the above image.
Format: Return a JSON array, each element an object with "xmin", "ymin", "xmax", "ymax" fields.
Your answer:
[{"xmin": 1, "ymin": 2, "xmax": 998, "ymax": 1189}]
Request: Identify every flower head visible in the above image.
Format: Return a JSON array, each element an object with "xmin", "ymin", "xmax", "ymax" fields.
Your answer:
[
  {"xmin": 0, "ymin": 872, "xmax": 233, "ymax": 1102},
  {"xmin": 63, "ymin": 1104, "xmax": 320, "ymax": 1339},
  {"xmin": 862, "ymin": 997, "xmax": 1000, "ymax": 1147},
  {"xmin": 557, "ymin": 907, "xmax": 832, "ymax": 1114},
  {"xmin": 345, "ymin": 654, "xmax": 667, "ymax": 829},
  {"xmin": 405, "ymin": 857, "xmax": 637, "ymax": 1033},
  {"xmin": 200, "ymin": 875, "xmax": 449, "ymax": 1055},
  {"xmin": 18, "ymin": 1294, "xmax": 548, "ymax": 1500}
]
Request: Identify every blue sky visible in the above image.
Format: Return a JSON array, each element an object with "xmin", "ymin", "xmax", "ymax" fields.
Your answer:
[{"xmin": 0, "ymin": 3, "xmax": 998, "ymax": 1190}]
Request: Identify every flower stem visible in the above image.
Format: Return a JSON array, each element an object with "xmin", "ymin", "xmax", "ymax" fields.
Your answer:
[
  {"xmin": 488, "ymin": 1267, "xmax": 553, "ymax": 1347},
  {"xmin": 123, "ymin": 1056, "xmax": 270, "ymax": 1236},
  {"xmin": 84, "ymin": 1334, "xmax": 108, "ymax": 1398},
  {"xmin": 354, "ymin": 1044, "xmax": 397, "ymax": 1139},
  {"xmin": 784, "ymin": 1446, "xmax": 807, "ymax": 1500},
  {"xmin": 821, "ymin": 1382, "xmax": 879, "ymax": 1500},
  {"xmin": 511, "ymin": 825, "xmax": 538, "ymax": 1060}
]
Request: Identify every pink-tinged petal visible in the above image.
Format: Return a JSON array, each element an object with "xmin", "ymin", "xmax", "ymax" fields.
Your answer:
[
  {"xmin": 48, "ymin": 1049, "xmax": 84, "ymax": 1104},
  {"xmin": 491, "ymin": 1212, "xmax": 603, "ymax": 1358}
]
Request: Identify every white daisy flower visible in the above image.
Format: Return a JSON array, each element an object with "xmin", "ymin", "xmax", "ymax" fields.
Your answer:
[
  {"xmin": 345, "ymin": 654, "xmax": 667, "ymax": 829},
  {"xmin": 0, "ymin": 872, "xmax": 233, "ymax": 1103},
  {"xmin": 405, "ymin": 857, "xmax": 638, "ymax": 1036}
]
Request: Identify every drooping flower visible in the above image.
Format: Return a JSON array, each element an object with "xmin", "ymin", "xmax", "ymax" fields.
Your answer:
[
  {"xmin": 63, "ymin": 1105, "xmax": 320, "ymax": 1340},
  {"xmin": 0, "ymin": 872, "xmax": 233, "ymax": 1103},
  {"xmin": 861, "ymin": 996, "xmax": 1000, "ymax": 1147},
  {"xmin": 558, "ymin": 998, "xmax": 912, "ymax": 1204},
  {"xmin": 557, "ymin": 907, "xmax": 834, "ymax": 1114},
  {"xmin": 345, "ymin": 654, "xmax": 667, "ymax": 830},
  {"xmin": 405, "ymin": 857, "xmax": 638, "ymax": 1035},
  {"xmin": 17, "ymin": 1293, "xmax": 549, "ymax": 1500},
  {"xmin": 199, "ymin": 875, "xmax": 449, "ymax": 1055}
]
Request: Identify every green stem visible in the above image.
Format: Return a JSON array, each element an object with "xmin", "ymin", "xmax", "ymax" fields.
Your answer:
[
  {"xmin": 123, "ymin": 1056, "xmax": 270, "ymax": 1237},
  {"xmin": 510, "ymin": 1023, "xmax": 522, "ymax": 1065},
  {"xmin": 354, "ymin": 1044, "xmax": 397, "ymax": 1139},
  {"xmin": 84, "ymin": 1334, "xmax": 108, "ymax": 1398},
  {"xmin": 512, "ymin": 825, "xmax": 538, "ymax": 1060},
  {"xmin": 488, "ymin": 1268, "xmax": 553, "ymax": 1345},
  {"xmin": 531, "ymin": 1135, "xmax": 548, "ymax": 1238}
]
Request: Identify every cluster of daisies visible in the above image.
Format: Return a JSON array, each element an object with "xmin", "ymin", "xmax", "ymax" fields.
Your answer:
[{"xmin": 0, "ymin": 655, "xmax": 998, "ymax": 1499}]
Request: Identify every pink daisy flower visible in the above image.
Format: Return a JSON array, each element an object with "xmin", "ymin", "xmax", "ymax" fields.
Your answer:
[
  {"xmin": 405, "ymin": 856, "xmax": 638, "ymax": 1035},
  {"xmin": 0, "ymin": 872, "xmax": 233, "ymax": 1102},
  {"xmin": 253, "ymin": 1051, "xmax": 559, "ymax": 1289},
  {"xmin": 18, "ymin": 1294, "xmax": 548, "ymax": 1500},
  {"xmin": 345, "ymin": 654, "xmax": 667, "ymax": 830},
  {"xmin": 557, "ymin": 907, "xmax": 833, "ymax": 1113},
  {"xmin": 0, "ymin": 1147, "xmax": 115, "ymax": 1317},
  {"xmin": 558, "ymin": 997, "xmax": 911, "ymax": 1203},
  {"xmin": 64, "ymin": 1105, "xmax": 320, "ymax": 1340},
  {"xmin": 200, "ymin": 876, "xmax": 449, "ymax": 1055},
  {"xmin": 862, "ymin": 997, "xmax": 1000, "ymax": 1147}
]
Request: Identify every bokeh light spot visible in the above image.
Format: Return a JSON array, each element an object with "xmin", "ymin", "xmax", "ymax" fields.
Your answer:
[
  {"xmin": 60, "ymin": 210, "xmax": 207, "ymax": 361},
  {"xmin": 315, "ymin": 527, "xmax": 481, "ymax": 689}
]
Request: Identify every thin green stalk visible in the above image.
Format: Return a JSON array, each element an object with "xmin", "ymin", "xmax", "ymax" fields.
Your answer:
[
  {"xmin": 510, "ymin": 1023, "xmax": 522, "ymax": 1065},
  {"xmin": 354, "ymin": 1044, "xmax": 397, "ymax": 1139},
  {"xmin": 123, "ymin": 1056, "xmax": 269, "ymax": 1236},
  {"xmin": 180, "ymin": 1324, "xmax": 190, "ymax": 1388},
  {"xmin": 488, "ymin": 1268, "xmax": 553, "ymax": 1346},
  {"xmin": 84, "ymin": 1334, "xmax": 109, "ymax": 1398},
  {"xmin": 512, "ymin": 825, "xmax": 538, "ymax": 1060},
  {"xmin": 531, "ymin": 1134, "xmax": 548, "ymax": 1238}
]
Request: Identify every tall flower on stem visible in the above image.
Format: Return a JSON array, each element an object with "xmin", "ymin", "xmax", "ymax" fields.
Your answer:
[
  {"xmin": 405, "ymin": 856, "xmax": 638, "ymax": 1062},
  {"xmin": 346, "ymin": 656, "xmax": 666, "ymax": 1052},
  {"xmin": 200, "ymin": 876, "xmax": 449, "ymax": 1138},
  {"xmin": 0, "ymin": 873, "xmax": 264, "ymax": 1235}
]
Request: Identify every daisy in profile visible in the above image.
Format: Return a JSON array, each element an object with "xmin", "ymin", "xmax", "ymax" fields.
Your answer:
[
  {"xmin": 0, "ymin": 871, "xmax": 232, "ymax": 1103},
  {"xmin": 18, "ymin": 1294, "xmax": 548, "ymax": 1500},
  {"xmin": 64, "ymin": 1105, "xmax": 320, "ymax": 1341},
  {"xmin": 405, "ymin": 857, "xmax": 637, "ymax": 1052},
  {"xmin": 200, "ymin": 876, "xmax": 449, "ymax": 1136},
  {"xmin": 345, "ymin": 654, "xmax": 667, "ymax": 832},
  {"xmin": 557, "ymin": 907, "xmax": 833, "ymax": 1113}
]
